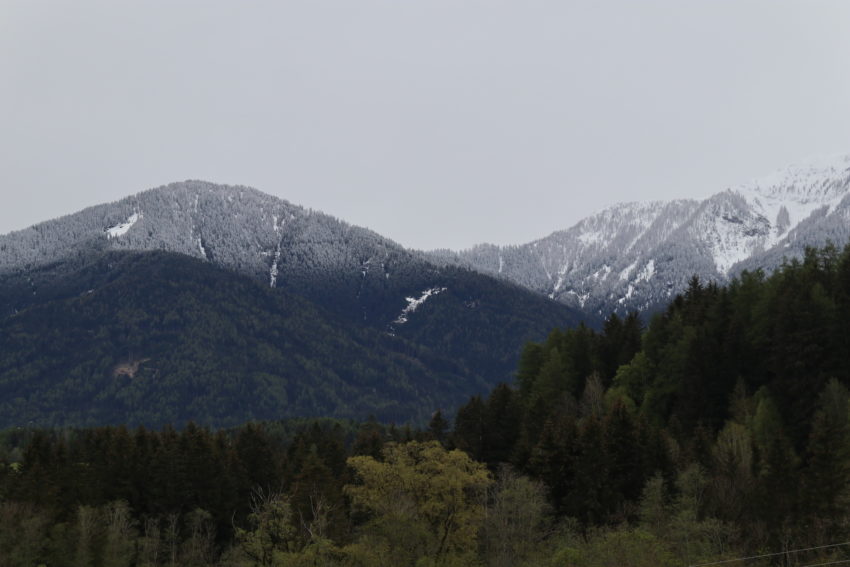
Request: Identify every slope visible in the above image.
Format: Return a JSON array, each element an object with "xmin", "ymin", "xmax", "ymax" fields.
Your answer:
[
  {"xmin": 0, "ymin": 247, "xmax": 580, "ymax": 428},
  {"xmin": 435, "ymin": 153, "xmax": 850, "ymax": 317}
]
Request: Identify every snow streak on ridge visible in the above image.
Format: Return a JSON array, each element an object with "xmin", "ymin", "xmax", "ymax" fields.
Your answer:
[{"xmin": 394, "ymin": 287, "xmax": 447, "ymax": 324}]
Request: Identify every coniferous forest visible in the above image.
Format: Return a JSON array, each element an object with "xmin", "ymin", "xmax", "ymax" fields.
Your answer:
[{"xmin": 3, "ymin": 244, "xmax": 850, "ymax": 566}]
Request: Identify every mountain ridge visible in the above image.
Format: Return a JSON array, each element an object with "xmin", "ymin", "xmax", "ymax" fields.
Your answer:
[
  {"xmin": 434, "ymin": 153, "xmax": 850, "ymax": 316},
  {"xmin": 4, "ymin": 154, "xmax": 850, "ymax": 322},
  {"xmin": 0, "ymin": 183, "xmax": 583, "ymax": 427}
]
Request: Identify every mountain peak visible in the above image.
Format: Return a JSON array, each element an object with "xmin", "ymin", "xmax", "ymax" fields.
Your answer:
[
  {"xmin": 736, "ymin": 152, "xmax": 850, "ymax": 203},
  {"xmin": 443, "ymin": 152, "xmax": 850, "ymax": 316}
]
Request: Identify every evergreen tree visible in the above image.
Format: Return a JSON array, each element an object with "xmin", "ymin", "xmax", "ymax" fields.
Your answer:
[
  {"xmin": 427, "ymin": 409, "xmax": 449, "ymax": 446},
  {"xmin": 482, "ymin": 383, "xmax": 521, "ymax": 466},
  {"xmin": 528, "ymin": 413, "xmax": 578, "ymax": 515},
  {"xmin": 452, "ymin": 396, "xmax": 486, "ymax": 462},
  {"xmin": 802, "ymin": 378, "xmax": 850, "ymax": 540}
]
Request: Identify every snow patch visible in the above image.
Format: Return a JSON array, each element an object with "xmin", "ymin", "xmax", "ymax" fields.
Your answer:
[
  {"xmin": 197, "ymin": 238, "xmax": 208, "ymax": 260},
  {"xmin": 548, "ymin": 263, "xmax": 570, "ymax": 298},
  {"xmin": 619, "ymin": 261, "xmax": 637, "ymax": 281},
  {"xmin": 394, "ymin": 287, "xmax": 447, "ymax": 324},
  {"xmin": 539, "ymin": 255, "xmax": 552, "ymax": 281},
  {"xmin": 741, "ymin": 153, "xmax": 850, "ymax": 200},
  {"xmin": 549, "ymin": 277, "xmax": 562, "ymax": 299},
  {"xmin": 105, "ymin": 212, "xmax": 141, "ymax": 238},
  {"xmin": 270, "ymin": 244, "xmax": 282, "ymax": 288},
  {"xmin": 732, "ymin": 153, "xmax": 850, "ymax": 252},
  {"xmin": 635, "ymin": 259, "xmax": 655, "ymax": 283},
  {"xmin": 708, "ymin": 219, "xmax": 753, "ymax": 274},
  {"xmin": 592, "ymin": 265, "xmax": 612, "ymax": 281},
  {"xmin": 578, "ymin": 230, "xmax": 605, "ymax": 246},
  {"xmin": 565, "ymin": 289, "xmax": 590, "ymax": 308},
  {"xmin": 360, "ymin": 258, "xmax": 372, "ymax": 277}
]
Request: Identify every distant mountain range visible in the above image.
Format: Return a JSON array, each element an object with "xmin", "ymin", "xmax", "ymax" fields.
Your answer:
[
  {"xmin": 433, "ymin": 154, "xmax": 850, "ymax": 316},
  {"xmin": 2, "ymin": 153, "xmax": 849, "ymax": 427}
]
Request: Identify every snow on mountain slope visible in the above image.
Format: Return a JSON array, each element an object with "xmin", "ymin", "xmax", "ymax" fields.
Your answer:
[
  {"xmin": 436, "ymin": 154, "xmax": 850, "ymax": 317},
  {"xmin": 0, "ymin": 181, "xmax": 414, "ymax": 283},
  {"xmin": 0, "ymin": 181, "xmax": 449, "ymax": 326},
  {"xmin": 704, "ymin": 153, "xmax": 850, "ymax": 274},
  {"xmin": 393, "ymin": 287, "xmax": 447, "ymax": 325},
  {"xmin": 4, "ymin": 154, "xmax": 849, "ymax": 322},
  {"xmin": 105, "ymin": 212, "xmax": 142, "ymax": 238}
]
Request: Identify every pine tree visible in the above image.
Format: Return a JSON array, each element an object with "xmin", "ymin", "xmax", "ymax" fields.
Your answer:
[
  {"xmin": 570, "ymin": 416, "xmax": 610, "ymax": 527},
  {"xmin": 604, "ymin": 402, "xmax": 645, "ymax": 513},
  {"xmin": 527, "ymin": 413, "xmax": 579, "ymax": 516},
  {"xmin": 483, "ymin": 383, "xmax": 521, "ymax": 466},
  {"xmin": 802, "ymin": 379, "xmax": 850, "ymax": 540},
  {"xmin": 427, "ymin": 410, "xmax": 449, "ymax": 446},
  {"xmin": 452, "ymin": 396, "xmax": 486, "ymax": 462}
]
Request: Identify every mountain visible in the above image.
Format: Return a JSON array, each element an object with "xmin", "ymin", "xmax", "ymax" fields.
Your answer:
[
  {"xmin": 433, "ymin": 154, "xmax": 850, "ymax": 317},
  {"xmin": 1, "ymin": 181, "xmax": 425, "ymax": 324},
  {"xmin": 0, "ymin": 182, "xmax": 582, "ymax": 428}
]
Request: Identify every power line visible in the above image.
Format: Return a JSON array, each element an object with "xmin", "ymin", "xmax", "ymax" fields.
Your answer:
[{"xmin": 689, "ymin": 542, "xmax": 850, "ymax": 567}]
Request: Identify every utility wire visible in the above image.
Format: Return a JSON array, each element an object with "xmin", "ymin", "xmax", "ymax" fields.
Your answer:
[{"xmin": 688, "ymin": 542, "xmax": 850, "ymax": 567}]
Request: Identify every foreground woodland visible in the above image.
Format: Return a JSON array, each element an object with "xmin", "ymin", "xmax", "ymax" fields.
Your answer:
[{"xmin": 4, "ymin": 244, "xmax": 850, "ymax": 566}]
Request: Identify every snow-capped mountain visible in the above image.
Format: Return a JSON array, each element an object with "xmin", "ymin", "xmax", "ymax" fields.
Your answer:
[
  {"xmin": 433, "ymin": 154, "xmax": 850, "ymax": 316},
  {"xmin": 0, "ymin": 180, "xmax": 458, "ymax": 326},
  {"xmin": 1, "ymin": 182, "xmax": 408, "ymax": 295},
  {"xmin": 3, "ymin": 153, "xmax": 849, "ymax": 325},
  {"xmin": 0, "ymin": 181, "xmax": 582, "ymax": 425}
]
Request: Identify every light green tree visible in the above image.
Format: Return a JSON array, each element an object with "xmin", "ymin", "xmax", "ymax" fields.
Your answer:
[
  {"xmin": 102, "ymin": 500, "xmax": 137, "ymax": 567},
  {"xmin": 236, "ymin": 489, "xmax": 298, "ymax": 567},
  {"xmin": 548, "ymin": 527, "xmax": 677, "ymax": 567},
  {"xmin": 344, "ymin": 441, "xmax": 492, "ymax": 567},
  {"xmin": 480, "ymin": 466, "xmax": 550, "ymax": 567},
  {"xmin": 0, "ymin": 502, "xmax": 50, "ymax": 567},
  {"xmin": 74, "ymin": 505, "xmax": 98, "ymax": 567},
  {"xmin": 138, "ymin": 517, "xmax": 162, "ymax": 567},
  {"xmin": 181, "ymin": 508, "xmax": 217, "ymax": 567}
]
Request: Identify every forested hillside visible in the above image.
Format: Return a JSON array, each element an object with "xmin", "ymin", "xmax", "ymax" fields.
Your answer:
[
  {"xmin": 0, "ymin": 250, "xmax": 578, "ymax": 428},
  {"xmin": 0, "ymin": 181, "xmax": 585, "ymax": 333},
  {"xmin": 452, "ymin": 242, "xmax": 850, "ymax": 560},
  {"xmin": 3, "ymin": 244, "xmax": 850, "ymax": 566}
]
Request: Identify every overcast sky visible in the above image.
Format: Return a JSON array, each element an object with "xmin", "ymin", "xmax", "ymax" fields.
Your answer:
[{"xmin": 2, "ymin": 1, "xmax": 850, "ymax": 250}]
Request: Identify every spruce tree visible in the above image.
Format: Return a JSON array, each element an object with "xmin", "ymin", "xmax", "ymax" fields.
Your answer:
[{"xmin": 802, "ymin": 378, "xmax": 850, "ymax": 540}]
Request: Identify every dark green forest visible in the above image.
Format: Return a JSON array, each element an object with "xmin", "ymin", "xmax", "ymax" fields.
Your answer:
[
  {"xmin": 0, "ymin": 251, "xmax": 579, "ymax": 428},
  {"xmin": 3, "ymin": 244, "xmax": 850, "ymax": 566}
]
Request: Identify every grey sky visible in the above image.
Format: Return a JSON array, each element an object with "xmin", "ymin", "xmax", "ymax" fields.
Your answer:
[{"xmin": 2, "ymin": 1, "xmax": 850, "ymax": 251}]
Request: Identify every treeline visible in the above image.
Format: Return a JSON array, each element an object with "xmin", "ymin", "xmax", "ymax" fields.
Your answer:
[
  {"xmin": 0, "ymin": 419, "xmax": 403, "ymax": 566},
  {"xmin": 452, "ymin": 243, "xmax": 850, "ymax": 559},
  {"xmin": 3, "ymin": 244, "xmax": 850, "ymax": 565},
  {"xmin": 1, "ymin": 421, "xmax": 560, "ymax": 567}
]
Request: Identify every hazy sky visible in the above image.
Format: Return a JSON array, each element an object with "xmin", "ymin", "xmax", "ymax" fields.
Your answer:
[{"xmin": 2, "ymin": 1, "xmax": 850, "ymax": 250}]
